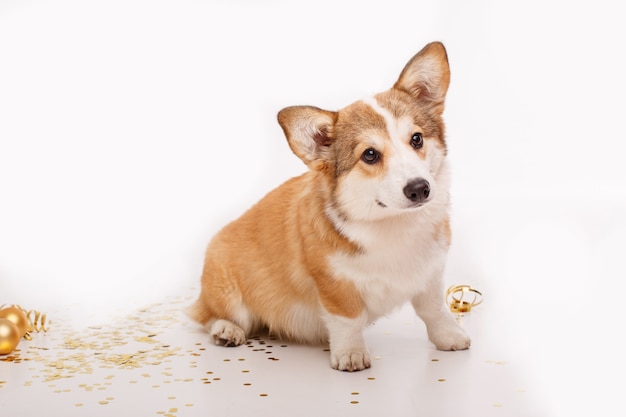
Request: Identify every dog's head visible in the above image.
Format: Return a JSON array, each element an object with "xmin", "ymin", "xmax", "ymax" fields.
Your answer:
[{"xmin": 278, "ymin": 42, "xmax": 450, "ymax": 221}]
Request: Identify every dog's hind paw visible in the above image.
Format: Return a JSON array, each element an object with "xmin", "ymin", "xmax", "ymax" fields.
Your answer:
[
  {"xmin": 210, "ymin": 319, "xmax": 246, "ymax": 347},
  {"xmin": 330, "ymin": 349, "xmax": 372, "ymax": 372}
]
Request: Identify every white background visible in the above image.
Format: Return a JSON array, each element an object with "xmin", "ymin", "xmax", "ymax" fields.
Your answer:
[{"xmin": 1, "ymin": 0, "xmax": 625, "ymax": 414}]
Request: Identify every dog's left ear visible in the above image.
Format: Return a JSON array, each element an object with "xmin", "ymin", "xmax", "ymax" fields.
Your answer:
[
  {"xmin": 277, "ymin": 106, "xmax": 337, "ymax": 169},
  {"xmin": 394, "ymin": 42, "xmax": 450, "ymax": 115}
]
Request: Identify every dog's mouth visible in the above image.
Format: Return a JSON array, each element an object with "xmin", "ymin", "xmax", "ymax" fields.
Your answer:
[{"xmin": 376, "ymin": 199, "xmax": 426, "ymax": 210}]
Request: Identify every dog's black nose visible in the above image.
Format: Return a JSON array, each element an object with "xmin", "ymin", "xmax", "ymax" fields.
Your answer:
[{"xmin": 403, "ymin": 178, "xmax": 430, "ymax": 203}]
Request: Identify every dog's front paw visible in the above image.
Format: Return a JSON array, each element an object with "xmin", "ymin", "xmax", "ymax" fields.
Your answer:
[
  {"xmin": 429, "ymin": 321, "xmax": 471, "ymax": 351},
  {"xmin": 210, "ymin": 319, "xmax": 246, "ymax": 347},
  {"xmin": 330, "ymin": 349, "xmax": 371, "ymax": 372}
]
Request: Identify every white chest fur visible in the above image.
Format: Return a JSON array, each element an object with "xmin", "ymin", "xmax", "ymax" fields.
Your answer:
[{"xmin": 327, "ymin": 207, "xmax": 449, "ymax": 321}]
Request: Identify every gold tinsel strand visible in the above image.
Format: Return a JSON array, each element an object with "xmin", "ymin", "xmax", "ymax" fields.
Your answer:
[{"xmin": 445, "ymin": 285, "xmax": 483, "ymax": 314}]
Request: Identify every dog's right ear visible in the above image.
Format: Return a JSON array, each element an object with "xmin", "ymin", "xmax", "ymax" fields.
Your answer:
[{"xmin": 277, "ymin": 106, "xmax": 337, "ymax": 169}]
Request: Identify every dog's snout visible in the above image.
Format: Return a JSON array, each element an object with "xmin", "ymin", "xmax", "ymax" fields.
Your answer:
[{"xmin": 403, "ymin": 178, "xmax": 430, "ymax": 203}]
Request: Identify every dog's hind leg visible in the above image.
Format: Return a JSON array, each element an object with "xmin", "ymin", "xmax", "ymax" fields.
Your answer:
[
  {"xmin": 189, "ymin": 290, "xmax": 257, "ymax": 347},
  {"xmin": 187, "ymin": 278, "xmax": 256, "ymax": 347},
  {"xmin": 210, "ymin": 301, "xmax": 258, "ymax": 347},
  {"xmin": 189, "ymin": 300, "xmax": 255, "ymax": 347},
  {"xmin": 208, "ymin": 318, "xmax": 247, "ymax": 347}
]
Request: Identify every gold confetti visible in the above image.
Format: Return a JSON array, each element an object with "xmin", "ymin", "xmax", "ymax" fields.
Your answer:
[
  {"xmin": 134, "ymin": 336, "xmax": 158, "ymax": 344},
  {"xmin": 0, "ymin": 294, "xmax": 268, "ymax": 412}
]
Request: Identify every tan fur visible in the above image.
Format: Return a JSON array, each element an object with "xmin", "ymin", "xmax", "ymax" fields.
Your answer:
[
  {"xmin": 190, "ymin": 42, "xmax": 470, "ymax": 371},
  {"xmin": 434, "ymin": 218, "xmax": 452, "ymax": 247},
  {"xmin": 190, "ymin": 170, "xmax": 361, "ymax": 343}
]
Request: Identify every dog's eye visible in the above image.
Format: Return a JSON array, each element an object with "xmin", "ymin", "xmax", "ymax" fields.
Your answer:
[
  {"xmin": 361, "ymin": 148, "xmax": 381, "ymax": 164},
  {"xmin": 410, "ymin": 132, "xmax": 424, "ymax": 149}
]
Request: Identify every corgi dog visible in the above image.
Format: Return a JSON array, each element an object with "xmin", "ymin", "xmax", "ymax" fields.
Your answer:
[{"xmin": 190, "ymin": 41, "xmax": 470, "ymax": 371}]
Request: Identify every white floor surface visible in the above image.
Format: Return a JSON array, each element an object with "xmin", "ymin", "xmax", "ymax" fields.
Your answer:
[{"xmin": 1, "ymin": 286, "xmax": 551, "ymax": 417}]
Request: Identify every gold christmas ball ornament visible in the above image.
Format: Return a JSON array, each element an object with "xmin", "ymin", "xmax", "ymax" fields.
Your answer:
[
  {"xmin": 0, "ymin": 318, "xmax": 21, "ymax": 355},
  {"xmin": 0, "ymin": 305, "xmax": 29, "ymax": 338}
]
